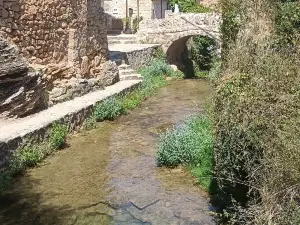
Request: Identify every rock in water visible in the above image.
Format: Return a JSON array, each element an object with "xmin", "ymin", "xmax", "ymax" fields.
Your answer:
[{"xmin": 0, "ymin": 37, "xmax": 45, "ymax": 118}]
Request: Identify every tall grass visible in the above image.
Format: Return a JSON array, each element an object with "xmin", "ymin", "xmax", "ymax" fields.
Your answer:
[{"xmin": 156, "ymin": 115, "xmax": 213, "ymax": 191}]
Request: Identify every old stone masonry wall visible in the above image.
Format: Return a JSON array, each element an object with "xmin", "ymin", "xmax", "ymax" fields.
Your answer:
[{"xmin": 0, "ymin": 0, "xmax": 119, "ymax": 117}]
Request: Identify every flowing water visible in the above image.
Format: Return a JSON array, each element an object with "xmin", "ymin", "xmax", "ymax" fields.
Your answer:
[{"xmin": 0, "ymin": 80, "xmax": 214, "ymax": 225}]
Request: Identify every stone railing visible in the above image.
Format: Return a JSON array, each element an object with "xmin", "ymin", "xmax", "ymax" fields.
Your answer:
[
  {"xmin": 137, "ymin": 12, "xmax": 221, "ymax": 49},
  {"xmin": 138, "ymin": 12, "xmax": 221, "ymax": 33}
]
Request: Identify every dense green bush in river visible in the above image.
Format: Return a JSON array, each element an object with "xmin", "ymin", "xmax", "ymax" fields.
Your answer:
[{"xmin": 156, "ymin": 115, "xmax": 213, "ymax": 190}]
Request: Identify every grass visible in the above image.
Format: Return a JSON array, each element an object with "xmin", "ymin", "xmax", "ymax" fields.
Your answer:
[
  {"xmin": 0, "ymin": 123, "xmax": 68, "ymax": 194},
  {"xmin": 156, "ymin": 115, "xmax": 213, "ymax": 191}
]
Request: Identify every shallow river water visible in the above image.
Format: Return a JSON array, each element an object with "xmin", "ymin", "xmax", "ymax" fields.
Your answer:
[{"xmin": 0, "ymin": 80, "xmax": 214, "ymax": 225}]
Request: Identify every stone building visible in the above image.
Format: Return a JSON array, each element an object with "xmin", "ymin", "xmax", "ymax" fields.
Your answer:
[
  {"xmin": 0, "ymin": 0, "xmax": 118, "ymax": 117},
  {"xmin": 104, "ymin": 0, "xmax": 169, "ymax": 30}
]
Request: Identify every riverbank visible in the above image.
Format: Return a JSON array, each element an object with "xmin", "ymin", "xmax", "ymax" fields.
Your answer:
[
  {"xmin": 0, "ymin": 79, "xmax": 214, "ymax": 225},
  {"xmin": 0, "ymin": 57, "xmax": 183, "ymax": 194}
]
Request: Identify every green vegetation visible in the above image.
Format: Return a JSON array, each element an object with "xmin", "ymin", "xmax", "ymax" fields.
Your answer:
[
  {"xmin": 189, "ymin": 36, "xmax": 218, "ymax": 78},
  {"xmin": 94, "ymin": 98, "xmax": 126, "ymax": 121},
  {"xmin": 156, "ymin": 115, "xmax": 213, "ymax": 191},
  {"xmin": 275, "ymin": 1, "xmax": 300, "ymax": 47},
  {"xmin": 132, "ymin": 16, "xmax": 143, "ymax": 33},
  {"xmin": 0, "ymin": 123, "xmax": 68, "ymax": 194},
  {"xmin": 153, "ymin": 47, "xmax": 167, "ymax": 61},
  {"xmin": 83, "ymin": 116, "xmax": 97, "ymax": 131},
  {"xmin": 169, "ymin": 0, "xmax": 212, "ymax": 13},
  {"xmin": 213, "ymin": 0, "xmax": 300, "ymax": 224},
  {"xmin": 49, "ymin": 122, "xmax": 67, "ymax": 149},
  {"xmin": 191, "ymin": 36, "xmax": 218, "ymax": 72},
  {"xmin": 122, "ymin": 60, "xmax": 169, "ymax": 110}
]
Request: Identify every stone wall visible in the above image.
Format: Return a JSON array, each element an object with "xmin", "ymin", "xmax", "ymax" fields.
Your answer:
[
  {"xmin": 104, "ymin": 0, "xmax": 164, "ymax": 30},
  {"xmin": 104, "ymin": 0, "xmax": 153, "ymax": 19},
  {"xmin": 0, "ymin": 0, "xmax": 108, "ymax": 68},
  {"xmin": 123, "ymin": 45, "xmax": 160, "ymax": 70},
  {"xmin": 0, "ymin": 0, "xmax": 119, "ymax": 117}
]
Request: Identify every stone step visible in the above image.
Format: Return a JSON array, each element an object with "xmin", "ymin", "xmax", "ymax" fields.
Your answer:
[
  {"xmin": 118, "ymin": 64, "xmax": 131, "ymax": 70},
  {"xmin": 108, "ymin": 40, "xmax": 137, "ymax": 45},
  {"xmin": 120, "ymin": 74, "xmax": 143, "ymax": 81},
  {"xmin": 108, "ymin": 57, "xmax": 122, "ymax": 66},
  {"xmin": 107, "ymin": 34, "xmax": 137, "ymax": 40},
  {"xmin": 119, "ymin": 69, "xmax": 136, "ymax": 76},
  {"xmin": 108, "ymin": 34, "xmax": 138, "ymax": 45},
  {"xmin": 107, "ymin": 30, "xmax": 122, "ymax": 35},
  {"xmin": 108, "ymin": 40, "xmax": 122, "ymax": 45},
  {"xmin": 123, "ymin": 40, "xmax": 137, "ymax": 44}
]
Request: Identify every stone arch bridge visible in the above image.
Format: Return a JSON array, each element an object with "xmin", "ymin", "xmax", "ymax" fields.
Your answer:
[{"xmin": 137, "ymin": 13, "xmax": 221, "ymax": 65}]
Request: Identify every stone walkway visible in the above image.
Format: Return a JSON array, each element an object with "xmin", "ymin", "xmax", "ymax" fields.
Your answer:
[
  {"xmin": 0, "ymin": 80, "xmax": 141, "ymax": 167},
  {"xmin": 108, "ymin": 44, "xmax": 161, "ymax": 52}
]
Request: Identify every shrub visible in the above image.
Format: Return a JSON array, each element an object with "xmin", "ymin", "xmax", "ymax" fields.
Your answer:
[
  {"xmin": 94, "ymin": 97, "xmax": 126, "ymax": 121},
  {"xmin": 169, "ymin": 0, "xmax": 212, "ymax": 13},
  {"xmin": 191, "ymin": 36, "xmax": 218, "ymax": 72},
  {"xmin": 132, "ymin": 16, "xmax": 143, "ymax": 33},
  {"xmin": 153, "ymin": 47, "xmax": 167, "ymax": 61},
  {"xmin": 140, "ymin": 59, "xmax": 175, "ymax": 78},
  {"xmin": 84, "ymin": 116, "xmax": 97, "ymax": 130},
  {"xmin": 208, "ymin": 60, "xmax": 222, "ymax": 84},
  {"xmin": 49, "ymin": 123, "xmax": 68, "ymax": 149},
  {"xmin": 156, "ymin": 115, "xmax": 213, "ymax": 190},
  {"xmin": 214, "ymin": 0, "xmax": 300, "ymax": 223},
  {"xmin": 275, "ymin": 1, "xmax": 300, "ymax": 48}
]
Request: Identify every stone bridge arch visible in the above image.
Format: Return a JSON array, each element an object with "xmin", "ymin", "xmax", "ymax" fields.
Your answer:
[
  {"xmin": 137, "ymin": 12, "xmax": 221, "ymax": 67},
  {"xmin": 163, "ymin": 29, "xmax": 220, "ymax": 66}
]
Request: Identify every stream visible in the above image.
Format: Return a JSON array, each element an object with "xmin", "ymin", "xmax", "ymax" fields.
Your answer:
[{"xmin": 0, "ymin": 80, "xmax": 214, "ymax": 225}]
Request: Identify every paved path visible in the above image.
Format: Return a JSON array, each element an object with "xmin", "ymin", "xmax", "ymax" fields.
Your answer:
[{"xmin": 109, "ymin": 44, "xmax": 161, "ymax": 53}]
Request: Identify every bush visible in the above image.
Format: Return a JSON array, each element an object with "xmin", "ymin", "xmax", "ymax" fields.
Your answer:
[
  {"xmin": 214, "ymin": 0, "xmax": 300, "ymax": 223},
  {"xmin": 84, "ymin": 116, "xmax": 97, "ymax": 130},
  {"xmin": 275, "ymin": 1, "xmax": 300, "ymax": 48},
  {"xmin": 94, "ymin": 97, "xmax": 126, "ymax": 121},
  {"xmin": 140, "ymin": 59, "xmax": 179, "ymax": 78},
  {"xmin": 169, "ymin": 0, "xmax": 212, "ymax": 13},
  {"xmin": 156, "ymin": 115, "xmax": 213, "ymax": 190},
  {"xmin": 153, "ymin": 47, "xmax": 167, "ymax": 61},
  {"xmin": 49, "ymin": 123, "xmax": 68, "ymax": 149},
  {"xmin": 132, "ymin": 16, "xmax": 143, "ymax": 33},
  {"xmin": 208, "ymin": 60, "xmax": 222, "ymax": 84},
  {"xmin": 191, "ymin": 36, "xmax": 218, "ymax": 72}
]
